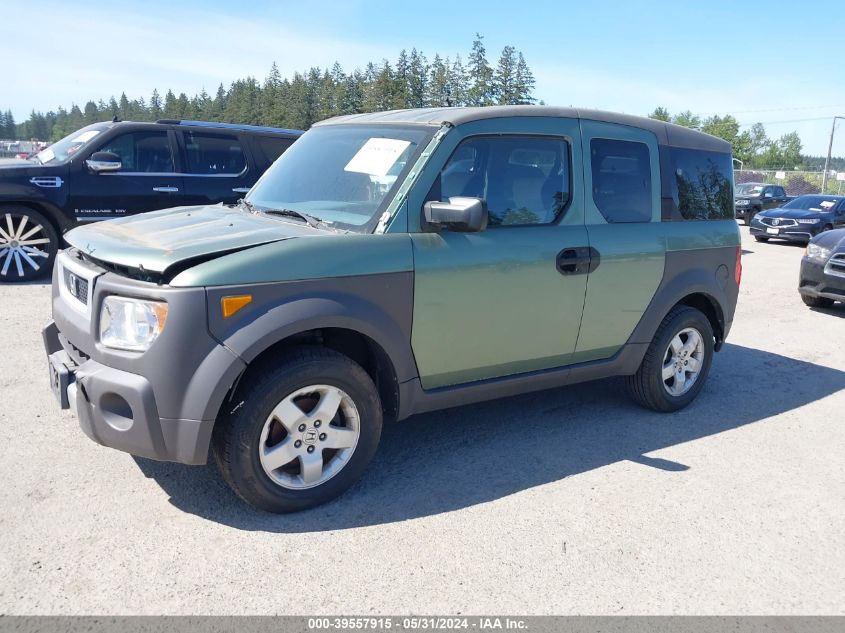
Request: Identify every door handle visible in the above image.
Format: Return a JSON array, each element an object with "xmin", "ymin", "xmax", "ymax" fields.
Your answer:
[
  {"xmin": 152, "ymin": 186, "xmax": 179, "ymax": 193},
  {"xmin": 232, "ymin": 187, "xmax": 251, "ymax": 194},
  {"xmin": 556, "ymin": 247, "xmax": 600, "ymax": 275}
]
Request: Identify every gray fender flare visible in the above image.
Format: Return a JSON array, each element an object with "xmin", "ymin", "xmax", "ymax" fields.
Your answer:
[
  {"xmin": 627, "ymin": 250, "xmax": 732, "ymax": 348},
  {"xmin": 219, "ymin": 293, "xmax": 419, "ymax": 384}
]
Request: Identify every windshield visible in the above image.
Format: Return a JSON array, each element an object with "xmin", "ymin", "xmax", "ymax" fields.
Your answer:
[
  {"xmin": 783, "ymin": 195, "xmax": 840, "ymax": 211},
  {"xmin": 33, "ymin": 125, "xmax": 107, "ymax": 165},
  {"xmin": 247, "ymin": 124, "xmax": 433, "ymax": 233},
  {"xmin": 736, "ymin": 184, "xmax": 765, "ymax": 195}
]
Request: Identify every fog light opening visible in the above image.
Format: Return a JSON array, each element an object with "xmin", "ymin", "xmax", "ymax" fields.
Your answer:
[{"xmin": 99, "ymin": 392, "xmax": 134, "ymax": 431}]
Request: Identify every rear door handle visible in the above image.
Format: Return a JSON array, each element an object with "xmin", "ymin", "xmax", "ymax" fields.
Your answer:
[
  {"xmin": 232, "ymin": 187, "xmax": 251, "ymax": 194},
  {"xmin": 152, "ymin": 186, "xmax": 179, "ymax": 193},
  {"xmin": 556, "ymin": 247, "xmax": 600, "ymax": 275}
]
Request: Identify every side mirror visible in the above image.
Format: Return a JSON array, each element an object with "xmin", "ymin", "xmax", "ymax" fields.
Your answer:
[
  {"xmin": 86, "ymin": 151, "xmax": 121, "ymax": 173},
  {"xmin": 424, "ymin": 196, "xmax": 488, "ymax": 232}
]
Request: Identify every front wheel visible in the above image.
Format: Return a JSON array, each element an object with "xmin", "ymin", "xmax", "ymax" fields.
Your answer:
[
  {"xmin": 754, "ymin": 236, "xmax": 769, "ymax": 243},
  {"xmin": 625, "ymin": 306, "xmax": 714, "ymax": 412},
  {"xmin": 0, "ymin": 206, "xmax": 58, "ymax": 282},
  {"xmin": 801, "ymin": 294, "xmax": 834, "ymax": 309},
  {"xmin": 213, "ymin": 346, "xmax": 383, "ymax": 513},
  {"xmin": 744, "ymin": 210, "xmax": 757, "ymax": 225}
]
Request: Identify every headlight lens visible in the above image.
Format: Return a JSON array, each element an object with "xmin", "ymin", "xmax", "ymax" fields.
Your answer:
[
  {"xmin": 806, "ymin": 243, "xmax": 832, "ymax": 262},
  {"xmin": 797, "ymin": 218, "xmax": 820, "ymax": 224},
  {"xmin": 100, "ymin": 297, "xmax": 168, "ymax": 351}
]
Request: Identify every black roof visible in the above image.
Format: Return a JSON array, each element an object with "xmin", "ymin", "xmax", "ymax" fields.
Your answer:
[
  {"xmin": 315, "ymin": 106, "xmax": 729, "ymax": 152},
  {"xmin": 153, "ymin": 119, "xmax": 303, "ymax": 136}
]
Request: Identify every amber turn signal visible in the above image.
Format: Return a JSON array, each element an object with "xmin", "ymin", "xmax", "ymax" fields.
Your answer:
[{"xmin": 221, "ymin": 295, "xmax": 252, "ymax": 318}]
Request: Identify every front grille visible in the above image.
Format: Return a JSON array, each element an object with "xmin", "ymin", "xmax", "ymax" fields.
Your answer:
[
  {"xmin": 760, "ymin": 217, "xmax": 797, "ymax": 227},
  {"xmin": 62, "ymin": 267, "xmax": 89, "ymax": 305},
  {"xmin": 825, "ymin": 253, "xmax": 845, "ymax": 278}
]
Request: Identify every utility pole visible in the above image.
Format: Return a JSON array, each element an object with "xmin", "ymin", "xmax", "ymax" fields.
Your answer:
[{"xmin": 821, "ymin": 116, "xmax": 844, "ymax": 193}]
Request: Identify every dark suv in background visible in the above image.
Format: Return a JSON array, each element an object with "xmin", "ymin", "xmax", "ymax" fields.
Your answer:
[
  {"xmin": 734, "ymin": 182, "xmax": 792, "ymax": 225},
  {"xmin": 0, "ymin": 120, "xmax": 302, "ymax": 282}
]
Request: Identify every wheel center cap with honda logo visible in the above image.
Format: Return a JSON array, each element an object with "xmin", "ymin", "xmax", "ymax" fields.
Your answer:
[{"xmin": 302, "ymin": 428, "xmax": 319, "ymax": 445}]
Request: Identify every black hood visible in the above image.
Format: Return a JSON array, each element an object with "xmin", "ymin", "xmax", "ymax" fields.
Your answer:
[
  {"xmin": 759, "ymin": 207, "xmax": 831, "ymax": 220},
  {"xmin": 811, "ymin": 227, "xmax": 845, "ymax": 251}
]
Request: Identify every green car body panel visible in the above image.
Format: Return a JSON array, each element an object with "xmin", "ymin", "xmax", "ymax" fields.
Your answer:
[{"xmin": 46, "ymin": 105, "xmax": 740, "ymax": 470}]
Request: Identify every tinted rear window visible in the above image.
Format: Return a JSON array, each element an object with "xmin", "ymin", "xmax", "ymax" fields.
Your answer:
[
  {"xmin": 256, "ymin": 136, "xmax": 295, "ymax": 165},
  {"xmin": 669, "ymin": 148, "xmax": 734, "ymax": 220}
]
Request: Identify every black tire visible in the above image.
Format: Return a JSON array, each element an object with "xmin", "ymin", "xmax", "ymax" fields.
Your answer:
[
  {"xmin": 754, "ymin": 236, "xmax": 769, "ymax": 243},
  {"xmin": 801, "ymin": 293, "xmax": 834, "ymax": 309},
  {"xmin": 0, "ymin": 205, "xmax": 58, "ymax": 282},
  {"xmin": 212, "ymin": 346, "xmax": 382, "ymax": 513},
  {"xmin": 625, "ymin": 306, "xmax": 715, "ymax": 412}
]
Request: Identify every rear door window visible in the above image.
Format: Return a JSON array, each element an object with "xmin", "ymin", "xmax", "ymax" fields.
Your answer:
[
  {"xmin": 255, "ymin": 136, "xmax": 295, "ymax": 165},
  {"xmin": 590, "ymin": 138, "xmax": 652, "ymax": 223},
  {"xmin": 184, "ymin": 132, "xmax": 247, "ymax": 175}
]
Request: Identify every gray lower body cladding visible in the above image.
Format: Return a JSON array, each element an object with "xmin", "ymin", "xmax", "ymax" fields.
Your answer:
[
  {"xmin": 47, "ymin": 259, "xmax": 246, "ymax": 465},
  {"xmin": 46, "ymin": 245, "xmax": 737, "ymax": 465}
]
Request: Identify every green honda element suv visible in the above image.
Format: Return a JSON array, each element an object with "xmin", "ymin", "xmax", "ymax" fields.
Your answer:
[{"xmin": 43, "ymin": 106, "xmax": 741, "ymax": 512}]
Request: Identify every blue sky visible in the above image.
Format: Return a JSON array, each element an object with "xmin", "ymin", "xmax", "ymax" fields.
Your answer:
[{"xmin": 6, "ymin": 0, "xmax": 845, "ymax": 155}]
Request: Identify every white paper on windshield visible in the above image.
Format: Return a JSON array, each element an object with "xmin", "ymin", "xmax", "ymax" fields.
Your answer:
[
  {"xmin": 38, "ymin": 148, "xmax": 55, "ymax": 163},
  {"xmin": 344, "ymin": 138, "xmax": 411, "ymax": 177},
  {"xmin": 820, "ymin": 200, "xmax": 835, "ymax": 209},
  {"xmin": 72, "ymin": 130, "xmax": 100, "ymax": 143}
]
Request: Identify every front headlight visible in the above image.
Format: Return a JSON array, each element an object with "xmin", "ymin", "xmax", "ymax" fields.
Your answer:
[
  {"xmin": 100, "ymin": 296, "xmax": 168, "ymax": 351},
  {"xmin": 806, "ymin": 243, "xmax": 832, "ymax": 262},
  {"xmin": 797, "ymin": 218, "xmax": 820, "ymax": 224}
]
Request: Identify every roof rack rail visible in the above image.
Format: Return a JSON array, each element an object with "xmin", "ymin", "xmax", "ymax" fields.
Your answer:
[{"xmin": 154, "ymin": 119, "xmax": 302, "ymax": 135}]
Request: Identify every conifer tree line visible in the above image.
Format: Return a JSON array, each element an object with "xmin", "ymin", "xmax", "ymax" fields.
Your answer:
[{"xmin": 4, "ymin": 34, "xmax": 536, "ymax": 143}]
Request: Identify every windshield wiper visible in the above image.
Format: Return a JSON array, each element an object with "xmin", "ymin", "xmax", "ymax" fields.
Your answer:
[{"xmin": 261, "ymin": 207, "xmax": 325, "ymax": 230}]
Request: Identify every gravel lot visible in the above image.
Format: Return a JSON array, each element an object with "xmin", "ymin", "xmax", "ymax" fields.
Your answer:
[{"xmin": 1, "ymin": 226, "xmax": 843, "ymax": 615}]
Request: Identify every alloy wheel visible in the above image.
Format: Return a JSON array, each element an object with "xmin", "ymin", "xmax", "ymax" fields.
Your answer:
[
  {"xmin": 258, "ymin": 384, "xmax": 361, "ymax": 490},
  {"xmin": 661, "ymin": 327, "xmax": 705, "ymax": 396},
  {"xmin": 0, "ymin": 213, "xmax": 52, "ymax": 278}
]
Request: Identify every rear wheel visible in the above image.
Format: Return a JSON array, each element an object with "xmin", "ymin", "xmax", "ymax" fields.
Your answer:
[
  {"xmin": 213, "ymin": 347, "xmax": 383, "ymax": 512},
  {"xmin": 0, "ymin": 206, "xmax": 58, "ymax": 282},
  {"xmin": 801, "ymin": 294, "xmax": 834, "ymax": 309},
  {"xmin": 626, "ymin": 306, "xmax": 714, "ymax": 412},
  {"xmin": 754, "ymin": 236, "xmax": 769, "ymax": 243}
]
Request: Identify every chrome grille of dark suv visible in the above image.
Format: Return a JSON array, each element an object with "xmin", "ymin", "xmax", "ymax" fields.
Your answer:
[{"xmin": 62, "ymin": 267, "xmax": 89, "ymax": 305}]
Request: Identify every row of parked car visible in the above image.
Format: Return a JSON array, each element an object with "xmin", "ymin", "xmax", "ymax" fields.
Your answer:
[{"xmin": 732, "ymin": 182, "xmax": 845, "ymax": 310}]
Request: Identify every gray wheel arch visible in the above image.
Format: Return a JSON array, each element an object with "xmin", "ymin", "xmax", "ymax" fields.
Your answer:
[
  {"xmin": 202, "ymin": 274, "xmax": 418, "ymax": 424},
  {"xmin": 626, "ymin": 247, "xmax": 736, "ymax": 351},
  {"xmin": 230, "ymin": 297, "xmax": 414, "ymax": 374}
]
